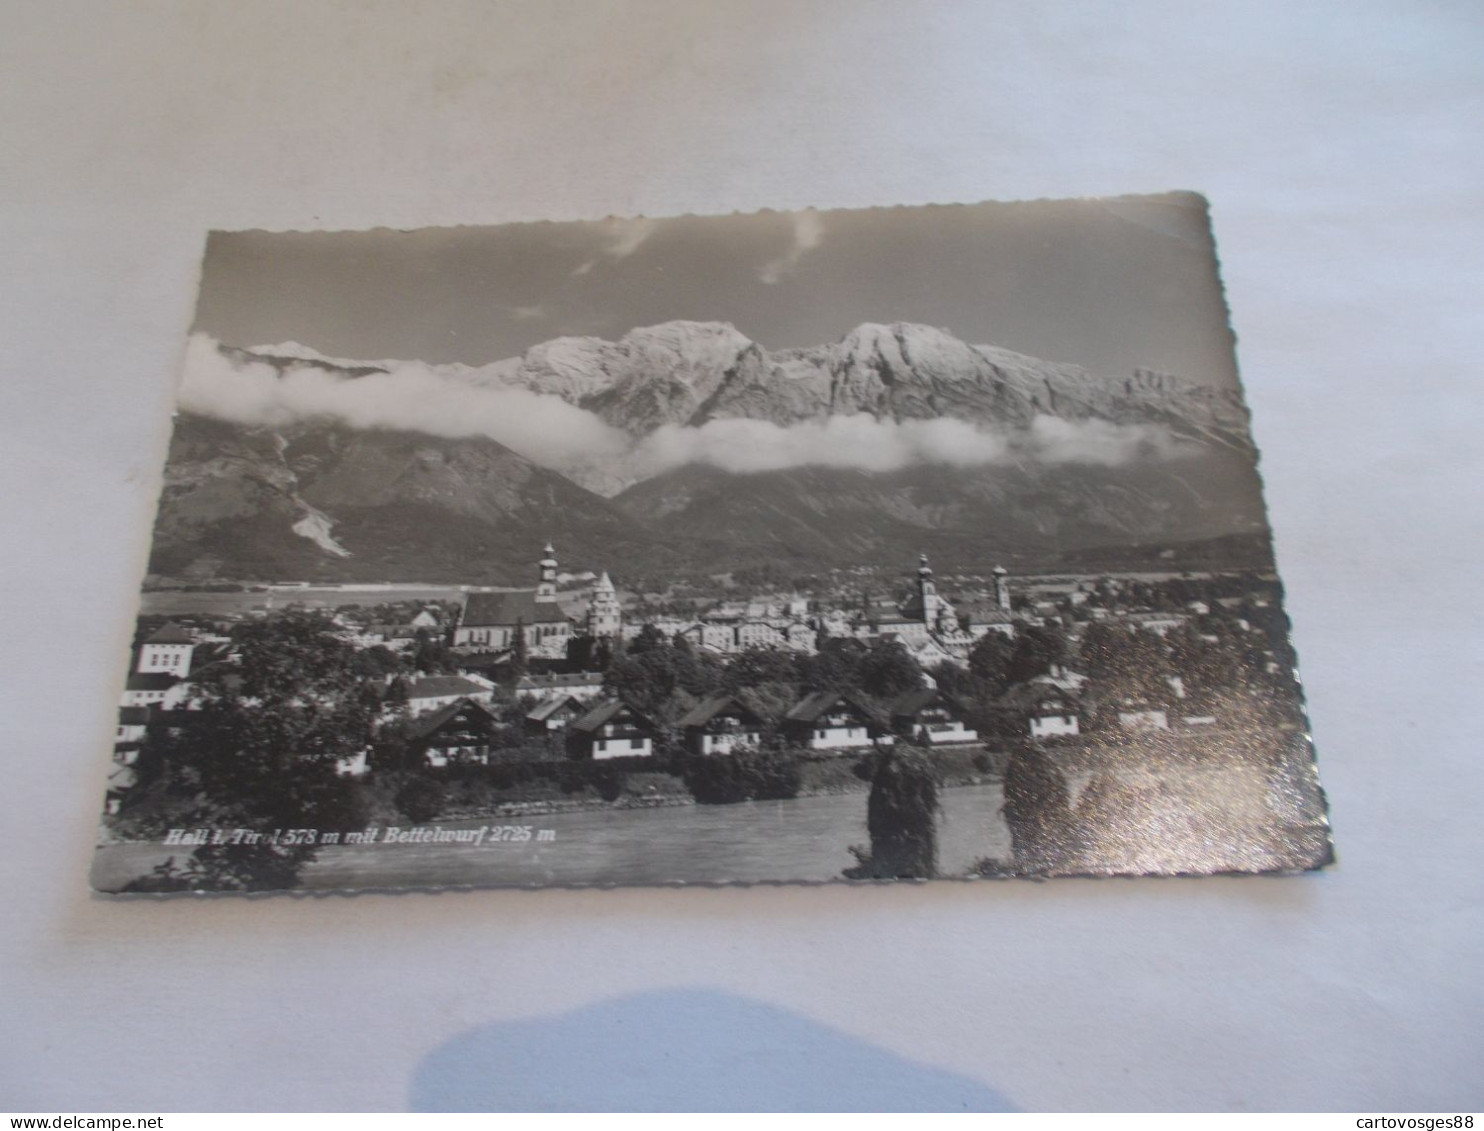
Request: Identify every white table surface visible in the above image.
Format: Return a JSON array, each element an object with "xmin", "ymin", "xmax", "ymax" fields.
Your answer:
[{"xmin": 1, "ymin": 0, "xmax": 1480, "ymax": 1112}]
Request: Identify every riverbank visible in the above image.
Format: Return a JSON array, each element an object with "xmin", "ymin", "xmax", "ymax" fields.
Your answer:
[
  {"xmin": 430, "ymin": 765, "xmax": 1004, "ymax": 822},
  {"xmin": 91, "ymin": 781, "xmax": 1014, "ymax": 890}
]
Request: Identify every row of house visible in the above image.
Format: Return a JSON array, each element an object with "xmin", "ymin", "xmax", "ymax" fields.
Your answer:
[{"xmin": 403, "ymin": 686, "xmax": 991, "ymax": 768}]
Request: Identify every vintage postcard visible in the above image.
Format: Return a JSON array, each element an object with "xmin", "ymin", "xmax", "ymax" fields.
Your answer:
[{"xmin": 93, "ymin": 195, "xmax": 1332, "ymax": 893}]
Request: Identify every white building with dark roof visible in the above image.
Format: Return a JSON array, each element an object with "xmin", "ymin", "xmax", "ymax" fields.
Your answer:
[
  {"xmin": 401, "ymin": 674, "xmax": 495, "ymax": 715},
  {"xmin": 137, "ymin": 622, "xmax": 196, "ymax": 678},
  {"xmin": 568, "ymin": 699, "xmax": 657, "ymax": 760},
  {"xmin": 677, "ymin": 695, "xmax": 768, "ymax": 756},
  {"xmin": 513, "ymin": 671, "xmax": 605, "ymax": 703},
  {"xmin": 889, "ymin": 687, "xmax": 979, "ymax": 745},
  {"xmin": 120, "ymin": 672, "xmax": 179, "ymax": 708},
  {"xmin": 782, "ymin": 691, "xmax": 891, "ymax": 751},
  {"xmin": 524, "ymin": 695, "xmax": 587, "ymax": 734}
]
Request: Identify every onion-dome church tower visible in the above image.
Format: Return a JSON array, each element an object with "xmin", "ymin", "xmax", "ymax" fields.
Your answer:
[
  {"xmin": 586, "ymin": 571, "xmax": 623, "ymax": 638},
  {"xmin": 912, "ymin": 553, "xmax": 958, "ymax": 633},
  {"xmin": 536, "ymin": 543, "xmax": 559, "ymax": 603},
  {"xmin": 917, "ymin": 554, "xmax": 941, "ymax": 625}
]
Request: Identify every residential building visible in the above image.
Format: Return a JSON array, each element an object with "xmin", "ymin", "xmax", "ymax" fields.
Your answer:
[
  {"xmin": 514, "ymin": 671, "xmax": 606, "ymax": 703},
  {"xmin": 120, "ymin": 672, "xmax": 178, "ymax": 708},
  {"xmin": 400, "ymin": 674, "xmax": 495, "ymax": 715},
  {"xmin": 677, "ymin": 695, "xmax": 768, "ymax": 756},
  {"xmin": 889, "ymin": 688, "xmax": 979, "ymax": 745},
  {"xmin": 782, "ymin": 691, "xmax": 891, "ymax": 751},
  {"xmin": 990, "ymin": 684, "xmax": 1082, "ymax": 740},
  {"xmin": 524, "ymin": 695, "xmax": 587, "ymax": 734},
  {"xmin": 567, "ymin": 699, "xmax": 657, "ymax": 760},
  {"xmin": 114, "ymin": 705, "xmax": 151, "ymax": 748},
  {"xmin": 137, "ymin": 622, "xmax": 195, "ymax": 677},
  {"xmin": 404, "ymin": 698, "xmax": 503, "ymax": 767}
]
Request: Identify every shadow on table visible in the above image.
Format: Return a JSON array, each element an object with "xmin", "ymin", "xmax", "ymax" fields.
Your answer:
[{"xmin": 411, "ymin": 986, "xmax": 1016, "ymax": 1112}]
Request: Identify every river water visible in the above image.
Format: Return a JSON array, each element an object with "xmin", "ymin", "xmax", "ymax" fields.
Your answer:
[{"xmin": 92, "ymin": 783, "xmax": 1011, "ymax": 890}]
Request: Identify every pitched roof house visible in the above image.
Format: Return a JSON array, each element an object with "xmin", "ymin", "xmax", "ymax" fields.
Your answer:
[
  {"xmin": 991, "ymin": 683, "xmax": 1082, "ymax": 740},
  {"xmin": 120, "ymin": 672, "xmax": 179, "ymax": 708},
  {"xmin": 514, "ymin": 671, "xmax": 605, "ymax": 702},
  {"xmin": 403, "ymin": 697, "xmax": 503, "ymax": 767},
  {"xmin": 676, "ymin": 695, "xmax": 768, "ymax": 756},
  {"xmin": 567, "ymin": 699, "xmax": 658, "ymax": 760},
  {"xmin": 781, "ymin": 691, "xmax": 891, "ymax": 751},
  {"xmin": 524, "ymin": 694, "xmax": 587, "ymax": 734},
  {"xmin": 400, "ymin": 674, "xmax": 495, "ymax": 715},
  {"xmin": 889, "ymin": 687, "xmax": 979, "ymax": 746},
  {"xmin": 137, "ymin": 622, "xmax": 196, "ymax": 678}
]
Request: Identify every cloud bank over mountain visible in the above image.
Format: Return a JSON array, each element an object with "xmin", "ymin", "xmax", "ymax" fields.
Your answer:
[
  {"xmin": 634, "ymin": 414, "xmax": 1176, "ymax": 477},
  {"xmin": 179, "ymin": 333, "xmax": 633, "ymax": 473},
  {"xmin": 177, "ymin": 323, "xmax": 1207, "ymax": 494}
]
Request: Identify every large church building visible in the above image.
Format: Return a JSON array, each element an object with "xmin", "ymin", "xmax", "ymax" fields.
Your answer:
[{"xmin": 453, "ymin": 544, "xmax": 576, "ymax": 657}]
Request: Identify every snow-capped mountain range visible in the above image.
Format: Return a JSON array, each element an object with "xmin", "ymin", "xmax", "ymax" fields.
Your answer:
[{"xmin": 152, "ymin": 322, "xmax": 1270, "ymax": 583}]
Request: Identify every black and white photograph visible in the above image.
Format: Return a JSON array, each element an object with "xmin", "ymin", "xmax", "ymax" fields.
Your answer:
[{"xmin": 92, "ymin": 195, "xmax": 1332, "ymax": 893}]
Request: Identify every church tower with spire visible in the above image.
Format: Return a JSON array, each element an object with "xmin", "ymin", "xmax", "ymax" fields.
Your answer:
[
  {"xmin": 536, "ymin": 543, "xmax": 559, "ymax": 603},
  {"xmin": 586, "ymin": 571, "xmax": 623, "ymax": 638}
]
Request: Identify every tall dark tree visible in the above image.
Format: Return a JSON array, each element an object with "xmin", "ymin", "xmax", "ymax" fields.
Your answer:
[
  {"xmin": 858, "ymin": 639, "xmax": 923, "ymax": 701},
  {"xmin": 565, "ymin": 634, "xmax": 596, "ymax": 671},
  {"xmin": 968, "ymin": 632, "xmax": 1015, "ymax": 690},
  {"xmin": 846, "ymin": 749, "xmax": 940, "ymax": 879},
  {"xmin": 724, "ymin": 647, "xmax": 802, "ymax": 692},
  {"xmin": 800, "ymin": 646, "xmax": 862, "ymax": 693},
  {"xmin": 350, "ymin": 644, "xmax": 404, "ymax": 678},
  {"xmin": 1004, "ymin": 624, "xmax": 1068, "ymax": 685},
  {"xmin": 508, "ymin": 619, "xmax": 529, "ymax": 681},
  {"xmin": 412, "ymin": 633, "xmax": 455, "ymax": 674},
  {"xmin": 1001, "ymin": 743, "xmax": 1073, "ymax": 874},
  {"xmin": 629, "ymin": 623, "xmax": 667, "ymax": 655},
  {"xmin": 604, "ymin": 640, "xmax": 720, "ymax": 725}
]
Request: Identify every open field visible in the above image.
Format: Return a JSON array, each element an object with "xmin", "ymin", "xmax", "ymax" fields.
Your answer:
[{"xmin": 138, "ymin": 584, "xmax": 482, "ymax": 617}]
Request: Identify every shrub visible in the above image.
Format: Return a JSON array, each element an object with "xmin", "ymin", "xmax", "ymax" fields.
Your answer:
[
  {"xmin": 682, "ymin": 745, "xmax": 803, "ymax": 804},
  {"xmin": 394, "ymin": 776, "xmax": 447, "ymax": 823}
]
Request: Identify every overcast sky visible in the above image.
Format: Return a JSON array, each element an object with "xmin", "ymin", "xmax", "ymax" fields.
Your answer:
[{"xmin": 194, "ymin": 193, "xmax": 1240, "ymax": 389}]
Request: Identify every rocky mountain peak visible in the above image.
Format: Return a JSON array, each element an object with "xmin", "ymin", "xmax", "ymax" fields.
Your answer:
[{"xmin": 218, "ymin": 319, "xmax": 1252, "ymax": 461}]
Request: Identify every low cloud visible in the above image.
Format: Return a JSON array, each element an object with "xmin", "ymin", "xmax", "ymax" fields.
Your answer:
[
  {"xmin": 1025, "ymin": 415, "xmax": 1181, "ymax": 465},
  {"xmin": 178, "ymin": 334, "xmax": 1179, "ymax": 492},
  {"xmin": 634, "ymin": 415, "xmax": 1007, "ymax": 475},
  {"xmin": 633, "ymin": 414, "xmax": 1175, "ymax": 477},
  {"xmin": 758, "ymin": 210, "xmax": 824, "ymax": 284},
  {"xmin": 178, "ymin": 334, "xmax": 631, "ymax": 471}
]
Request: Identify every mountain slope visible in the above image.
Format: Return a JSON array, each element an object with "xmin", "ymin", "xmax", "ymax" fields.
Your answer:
[
  {"xmin": 155, "ymin": 324, "xmax": 1270, "ymax": 582},
  {"xmin": 148, "ymin": 413, "xmax": 646, "ymax": 584},
  {"xmin": 614, "ymin": 444, "xmax": 1270, "ymax": 573}
]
